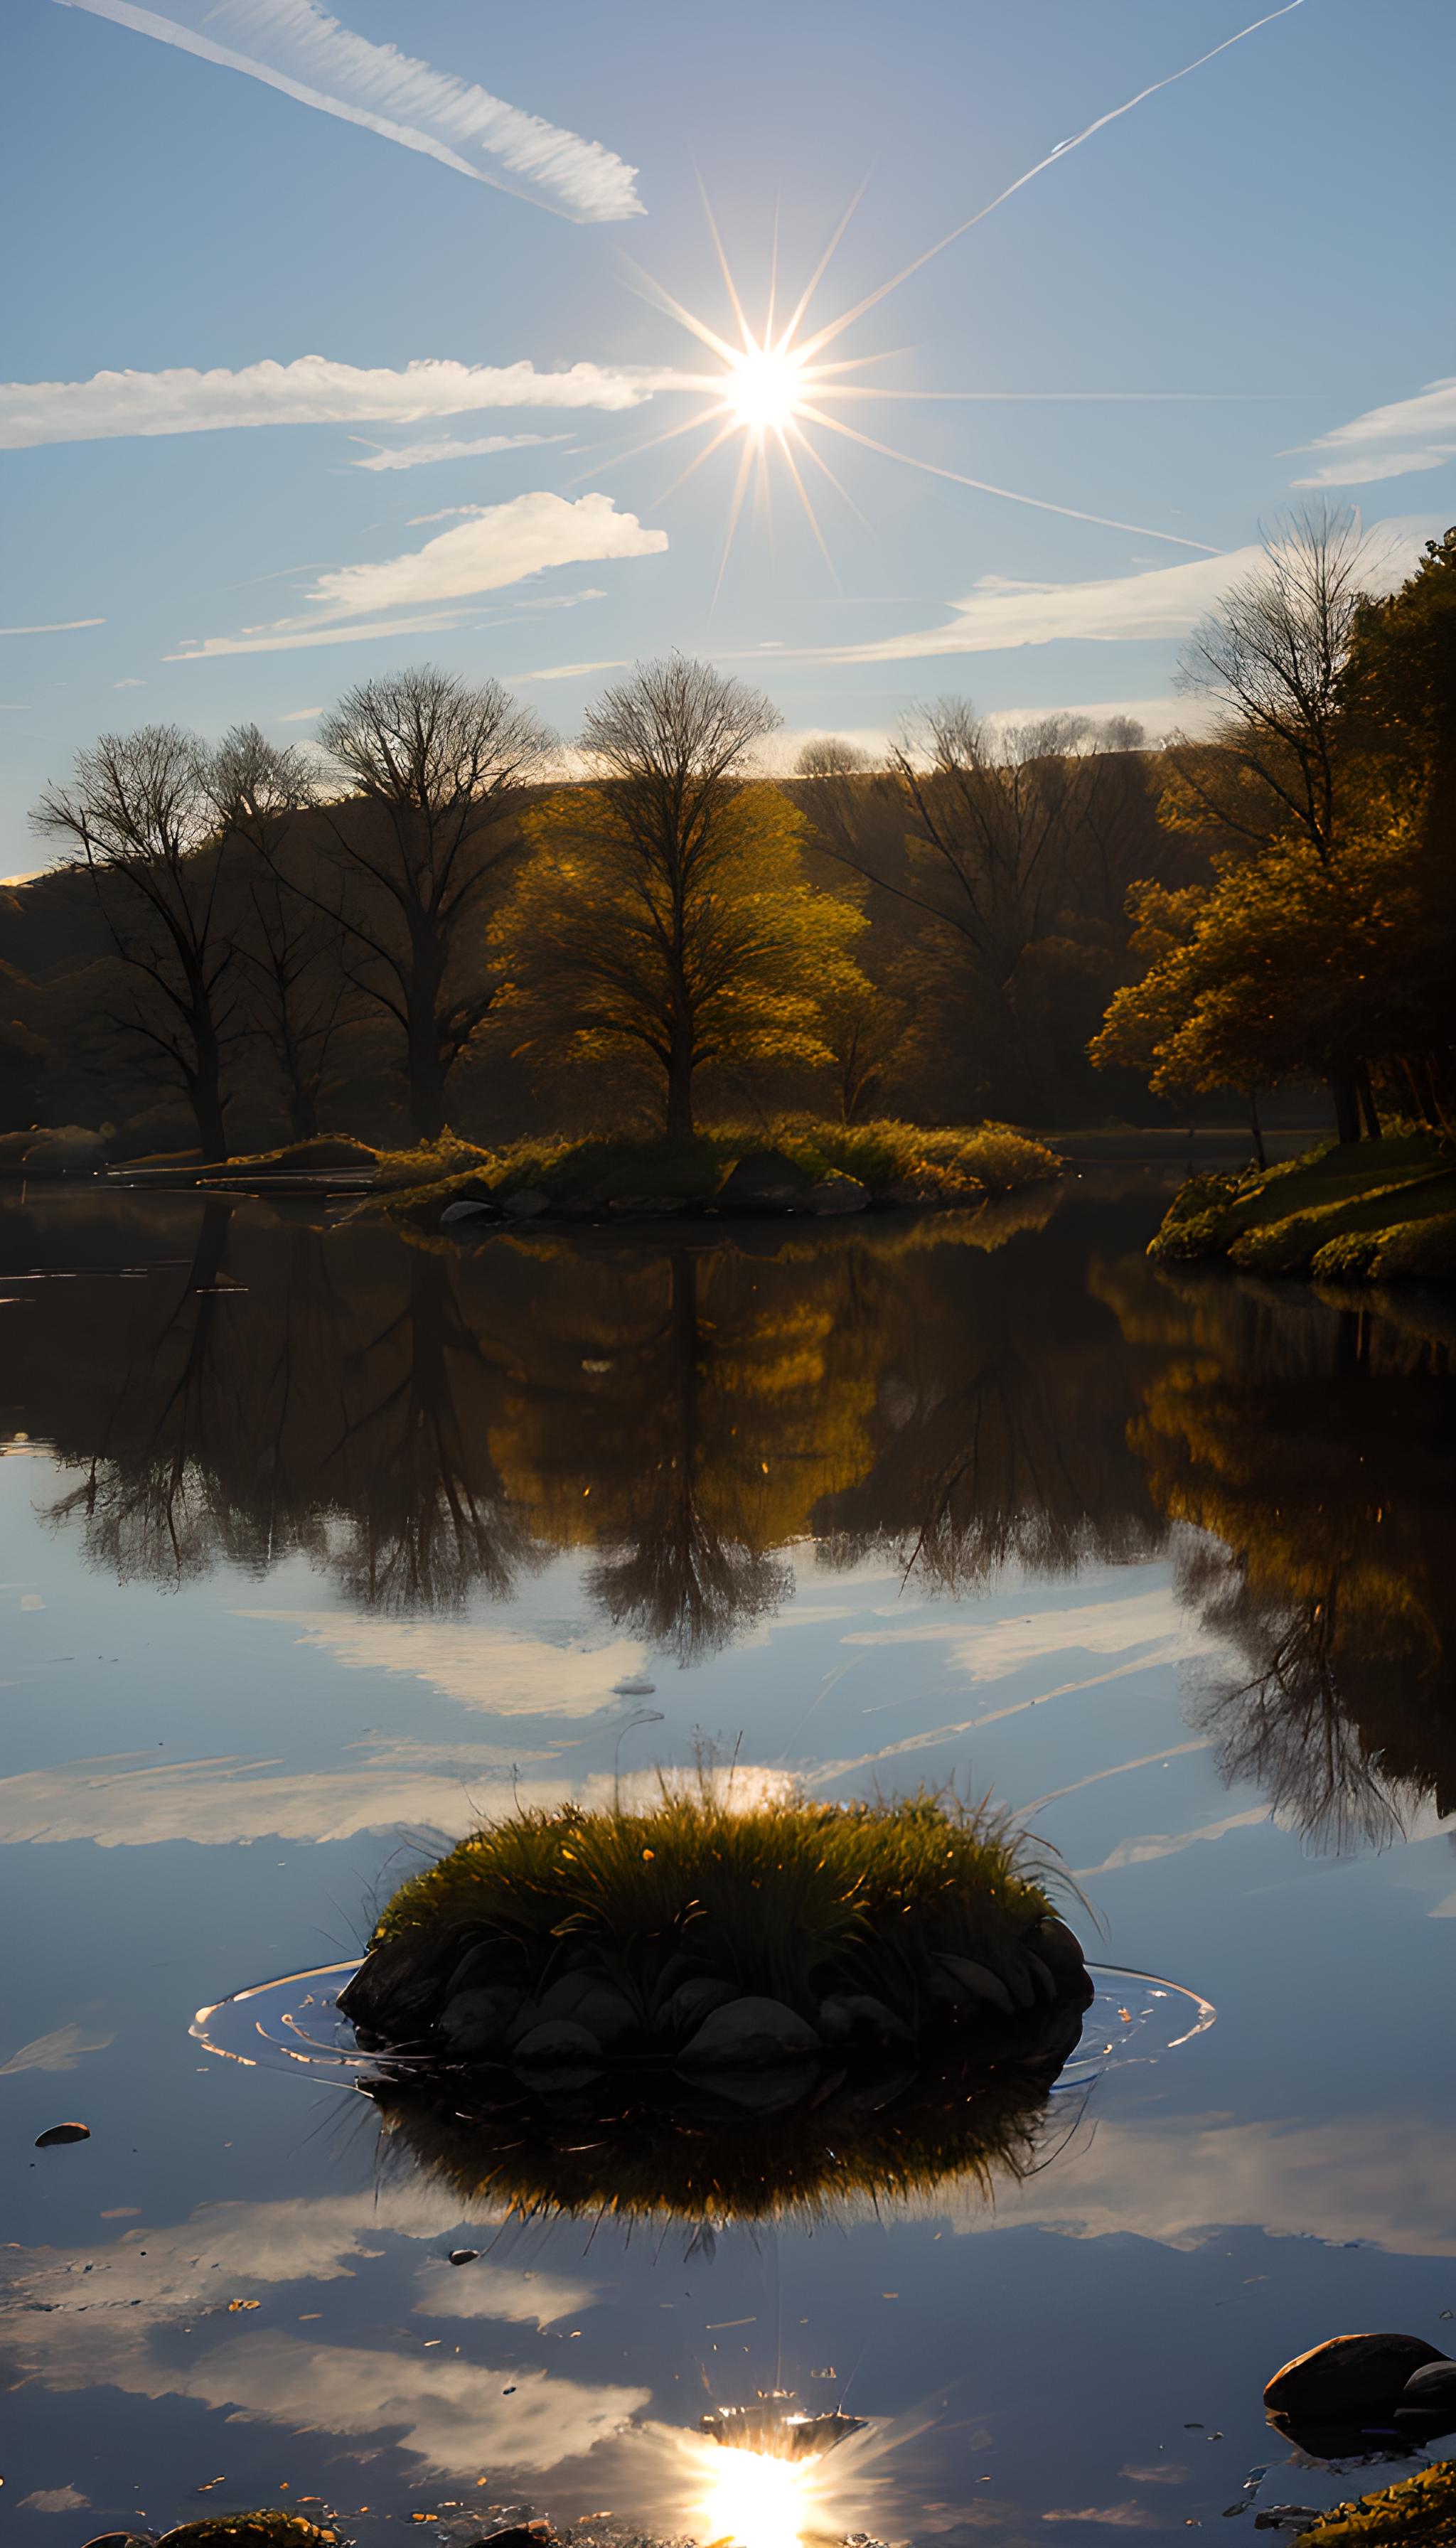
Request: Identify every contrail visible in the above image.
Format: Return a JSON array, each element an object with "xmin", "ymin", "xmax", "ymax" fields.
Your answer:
[{"xmin": 800, "ymin": 2, "xmax": 1307, "ymax": 359}]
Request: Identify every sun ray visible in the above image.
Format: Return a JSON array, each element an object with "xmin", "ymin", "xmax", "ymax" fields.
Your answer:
[
  {"xmin": 772, "ymin": 426, "xmax": 837, "ymax": 580},
  {"xmin": 794, "ymin": 2, "xmax": 1306, "ymax": 363},
  {"xmin": 604, "ymin": 8, "xmax": 1305, "ymax": 586},
  {"xmin": 794, "ymin": 401, "xmax": 1221, "ymax": 551},
  {"xmin": 713, "ymin": 437, "xmax": 759, "ymax": 606}
]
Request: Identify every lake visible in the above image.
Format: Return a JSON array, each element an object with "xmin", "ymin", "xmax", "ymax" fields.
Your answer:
[{"xmin": 2, "ymin": 1174, "xmax": 1454, "ymax": 2548}]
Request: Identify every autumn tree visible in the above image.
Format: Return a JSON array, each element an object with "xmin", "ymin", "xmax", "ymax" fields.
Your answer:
[
  {"xmin": 491, "ymin": 656, "xmax": 867, "ymax": 1140},
  {"xmin": 33, "ymin": 724, "xmax": 242, "ymax": 1157},
  {"xmin": 800, "ymin": 705, "xmax": 1159, "ymax": 1113},
  {"xmin": 306, "ymin": 668, "xmax": 550, "ymax": 1140}
]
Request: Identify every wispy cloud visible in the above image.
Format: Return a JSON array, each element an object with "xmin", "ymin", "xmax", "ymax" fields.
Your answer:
[
  {"xmin": 0, "ymin": 616, "xmax": 104, "ymax": 634},
  {"xmin": 782, "ymin": 519, "xmax": 1442, "ymax": 668},
  {"xmin": 350, "ymin": 429, "xmax": 569, "ymax": 471},
  {"xmin": 55, "ymin": 0, "xmax": 643, "ymax": 223},
  {"xmin": 1290, "ymin": 376, "xmax": 1456, "ymax": 486},
  {"xmin": 277, "ymin": 705, "xmax": 323, "ymax": 722},
  {"xmin": 0, "ymin": 2019, "xmax": 113, "ymax": 2075},
  {"xmin": 166, "ymin": 491, "xmax": 668, "ymax": 658},
  {"xmin": 0, "ymin": 355, "xmax": 670, "ymax": 451}
]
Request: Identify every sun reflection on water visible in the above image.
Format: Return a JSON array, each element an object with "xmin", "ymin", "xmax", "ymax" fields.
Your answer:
[{"xmin": 690, "ymin": 2443, "xmax": 834, "ymax": 2548}]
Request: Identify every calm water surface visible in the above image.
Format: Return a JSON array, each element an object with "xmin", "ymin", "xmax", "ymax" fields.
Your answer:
[{"xmin": 2, "ymin": 1178, "xmax": 1454, "ymax": 2547}]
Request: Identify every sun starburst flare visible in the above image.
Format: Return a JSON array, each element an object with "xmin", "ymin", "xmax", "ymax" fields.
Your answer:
[{"xmin": 595, "ymin": 3, "xmax": 1306, "ymax": 587}]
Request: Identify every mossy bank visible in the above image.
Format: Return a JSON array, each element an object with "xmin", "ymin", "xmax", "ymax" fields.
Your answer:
[{"xmin": 1150, "ymin": 1134, "xmax": 1456, "ymax": 1285}]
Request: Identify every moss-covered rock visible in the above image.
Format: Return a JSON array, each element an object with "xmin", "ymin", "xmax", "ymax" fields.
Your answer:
[{"xmin": 1150, "ymin": 1138, "xmax": 1456, "ymax": 1288}]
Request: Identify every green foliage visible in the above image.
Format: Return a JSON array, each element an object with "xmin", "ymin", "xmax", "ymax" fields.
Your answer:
[
  {"xmin": 1149, "ymin": 1135, "xmax": 1456, "ymax": 1281},
  {"xmin": 375, "ymin": 1782, "xmax": 1054, "ymax": 2018},
  {"xmin": 370, "ymin": 1115, "xmax": 1061, "ymax": 1222}
]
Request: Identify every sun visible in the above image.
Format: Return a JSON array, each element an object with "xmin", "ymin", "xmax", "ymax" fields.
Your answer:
[{"xmin": 722, "ymin": 341, "xmax": 809, "ymax": 437}]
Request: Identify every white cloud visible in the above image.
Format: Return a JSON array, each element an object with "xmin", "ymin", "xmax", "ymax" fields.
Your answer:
[
  {"xmin": 0, "ymin": 616, "xmax": 104, "ymax": 634},
  {"xmin": 112, "ymin": 675, "xmax": 146, "ymax": 687},
  {"xmin": 351, "ymin": 430, "xmax": 568, "ymax": 472},
  {"xmin": 783, "ymin": 520, "xmax": 1442, "ymax": 668},
  {"xmin": 942, "ymin": 2109, "xmax": 1456, "ymax": 2258},
  {"xmin": 55, "ymin": 0, "xmax": 643, "ymax": 223},
  {"xmin": 0, "ymin": 2020, "xmax": 114, "ymax": 2075},
  {"xmin": 278, "ymin": 704, "xmax": 323, "ymax": 722},
  {"xmin": 238, "ymin": 1609, "xmax": 647, "ymax": 1714},
  {"xmin": 0, "ymin": 355, "xmax": 673, "ymax": 451},
  {"xmin": 1290, "ymin": 377, "xmax": 1456, "ymax": 486},
  {"xmin": 843, "ymin": 1588, "xmax": 1206, "ymax": 1681},
  {"xmin": 166, "ymin": 490, "xmax": 668, "ymax": 658},
  {"xmin": 520, "ymin": 587, "xmax": 607, "ymax": 610}
]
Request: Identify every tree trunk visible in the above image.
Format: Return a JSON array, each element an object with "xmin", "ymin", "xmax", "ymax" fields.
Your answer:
[
  {"xmin": 1248, "ymin": 1088, "xmax": 1267, "ymax": 1169},
  {"xmin": 665, "ymin": 1059, "xmax": 695, "ymax": 1145},
  {"xmin": 289, "ymin": 1083, "xmax": 320, "ymax": 1142},
  {"xmin": 191, "ymin": 1054, "xmax": 228, "ymax": 1162},
  {"xmin": 1356, "ymin": 1063, "xmax": 1382, "ymax": 1141},
  {"xmin": 1329, "ymin": 1069, "xmax": 1361, "ymax": 1146}
]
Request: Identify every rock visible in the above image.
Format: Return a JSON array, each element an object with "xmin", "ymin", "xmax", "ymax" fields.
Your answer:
[
  {"xmin": 935, "ymin": 1953, "xmax": 1015, "ymax": 2016},
  {"xmin": 802, "ymin": 1176, "xmax": 870, "ymax": 1216},
  {"xmin": 691, "ymin": 2060, "xmax": 821, "ymax": 2114},
  {"xmin": 441, "ymin": 1197, "xmax": 498, "ymax": 1226},
  {"xmin": 1398, "ymin": 2360, "xmax": 1456, "ymax": 2431},
  {"xmin": 502, "ymin": 1187, "xmax": 552, "ymax": 1219},
  {"xmin": 449, "ymin": 2247, "xmax": 481, "ymax": 2265},
  {"xmin": 805, "ymin": 1172, "xmax": 872, "ymax": 1212},
  {"xmin": 338, "ymin": 1927, "xmax": 464, "ymax": 2031},
  {"xmin": 679, "ymin": 1995, "xmax": 822, "ymax": 2069},
  {"xmin": 533, "ymin": 1976, "xmax": 638, "ymax": 2046},
  {"xmin": 660, "ymin": 1975, "xmax": 742, "ymax": 2035},
  {"xmin": 1264, "ymin": 2333, "xmax": 1447, "ymax": 2421},
  {"xmin": 444, "ymin": 1941, "xmax": 518, "ymax": 1999},
  {"xmin": 439, "ymin": 1986, "xmax": 523, "ymax": 2056},
  {"xmin": 471, "ymin": 2525, "xmax": 557, "ymax": 2548},
  {"xmin": 510, "ymin": 2018, "xmax": 605, "ymax": 2066},
  {"xmin": 714, "ymin": 1150, "xmax": 810, "ymax": 1215},
  {"xmin": 1022, "ymin": 1949, "xmax": 1056, "ymax": 1998},
  {"xmin": 81, "ymin": 2533, "xmax": 149, "ymax": 2547},
  {"xmin": 35, "ymin": 2120, "xmax": 90, "ymax": 2147},
  {"xmin": 1029, "ymin": 1916, "xmax": 1091, "ymax": 1982},
  {"xmin": 818, "ymin": 1991, "xmax": 913, "ymax": 2045}
]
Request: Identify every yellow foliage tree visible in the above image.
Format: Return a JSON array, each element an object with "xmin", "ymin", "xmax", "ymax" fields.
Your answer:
[{"xmin": 488, "ymin": 658, "xmax": 868, "ymax": 1138}]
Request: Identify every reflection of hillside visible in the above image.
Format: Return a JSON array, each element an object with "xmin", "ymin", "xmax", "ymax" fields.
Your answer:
[
  {"xmin": 4, "ymin": 1190, "xmax": 1164, "ymax": 1654},
  {"xmin": 1096, "ymin": 1259, "xmax": 1456, "ymax": 1847}
]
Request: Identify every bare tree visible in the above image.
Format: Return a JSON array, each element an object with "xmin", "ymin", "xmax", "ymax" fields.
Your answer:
[
  {"xmin": 801, "ymin": 705, "xmax": 1148, "ymax": 1106},
  {"xmin": 1169, "ymin": 508, "xmax": 1368, "ymax": 864},
  {"xmin": 309, "ymin": 668, "xmax": 550, "ymax": 1140},
  {"xmin": 203, "ymin": 724, "xmax": 349, "ymax": 1141},
  {"xmin": 33, "ymin": 725, "xmax": 240, "ymax": 1157},
  {"xmin": 515, "ymin": 655, "xmax": 787, "ymax": 1143}
]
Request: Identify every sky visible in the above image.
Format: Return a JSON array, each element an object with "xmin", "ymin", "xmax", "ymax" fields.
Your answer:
[{"xmin": 3, "ymin": 0, "xmax": 1455, "ymax": 865}]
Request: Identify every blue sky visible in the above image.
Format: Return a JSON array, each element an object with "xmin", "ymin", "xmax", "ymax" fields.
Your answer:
[{"xmin": 3, "ymin": 0, "xmax": 1454, "ymax": 864}]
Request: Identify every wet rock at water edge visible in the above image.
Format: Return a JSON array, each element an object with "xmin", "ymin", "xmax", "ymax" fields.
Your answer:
[
  {"xmin": 679, "ymin": 1994, "xmax": 822, "ymax": 2069},
  {"xmin": 712, "ymin": 1150, "xmax": 811, "ymax": 1214},
  {"xmin": 502, "ymin": 1187, "xmax": 552, "ymax": 1219},
  {"xmin": 1264, "ymin": 2332, "xmax": 1448, "ymax": 2424},
  {"xmin": 803, "ymin": 1175, "xmax": 871, "ymax": 1215},
  {"xmin": 449, "ymin": 2246, "xmax": 481, "ymax": 2264},
  {"xmin": 1396, "ymin": 2357, "xmax": 1456, "ymax": 2435},
  {"xmin": 440, "ymin": 1196, "xmax": 499, "ymax": 1226},
  {"xmin": 35, "ymin": 2119, "xmax": 90, "ymax": 2147}
]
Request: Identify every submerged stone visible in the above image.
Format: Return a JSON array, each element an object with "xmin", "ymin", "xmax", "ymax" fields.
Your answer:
[{"xmin": 678, "ymin": 1994, "xmax": 822, "ymax": 2068}]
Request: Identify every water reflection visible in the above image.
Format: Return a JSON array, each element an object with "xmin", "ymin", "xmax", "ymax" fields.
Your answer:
[{"xmin": 3, "ymin": 1185, "xmax": 1452, "ymax": 1848}]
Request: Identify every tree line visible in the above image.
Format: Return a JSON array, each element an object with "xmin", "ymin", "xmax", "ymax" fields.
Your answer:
[{"xmin": 2, "ymin": 509, "xmax": 1449, "ymax": 1157}]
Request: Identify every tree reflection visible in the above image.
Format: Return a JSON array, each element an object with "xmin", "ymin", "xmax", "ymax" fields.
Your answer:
[{"xmin": 1120, "ymin": 1278, "xmax": 1456, "ymax": 1848}]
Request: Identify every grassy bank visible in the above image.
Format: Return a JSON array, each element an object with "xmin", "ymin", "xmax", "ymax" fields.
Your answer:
[
  {"xmin": 373, "ymin": 1116, "xmax": 1061, "ymax": 1225},
  {"xmin": 1150, "ymin": 1134, "xmax": 1456, "ymax": 1284}
]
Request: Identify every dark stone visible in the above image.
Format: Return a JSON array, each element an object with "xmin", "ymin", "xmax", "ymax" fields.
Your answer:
[
  {"xmin": 1398, "ymin": 2360, "xmax": 1456, "ymax": 2431},
  {"xmin": 502, "ymin": 1188, "xmax": 551, "ymax": 1219},
  {"xmin": 449, "ymin": 2247, "xmax": 481, "ymax": 2265},
  {"xmin": 469, "ymin": 2526, "xmax": 557, "ymax": 2548},
  {"xmin": 1264, "ymin": 2333, "xmax": 1447, "ymax": 2421},
  {"xmin": 338, "ymin": 1925, "xmax": 476, "ymax": 2031},
  {"xmin": 441, "ymin": 1197, "xmax": 499, "ymax": 1226},
  {"xmin": 82, "ymin": 2533, "xmax": 149, "ymax": 2548},
  {"xmin": 802, "ymin": 1176, "xmax": 869, "ymax": 1215},
  {"xmin": 35, "ymin": 2120, "xmax": 90, "ymax": 2147},
  {"xmin": 714, "ymin": 1150, "xmax": 811, "ymax": 1214}
]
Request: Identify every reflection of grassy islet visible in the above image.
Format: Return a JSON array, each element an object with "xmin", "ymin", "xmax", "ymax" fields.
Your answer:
[{"xmin": 341, "ymin": 1784, "xmax": 1092, "ymax": 2225}]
